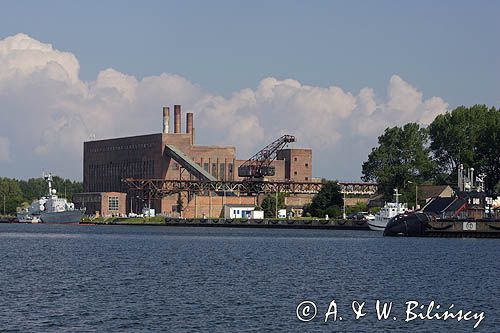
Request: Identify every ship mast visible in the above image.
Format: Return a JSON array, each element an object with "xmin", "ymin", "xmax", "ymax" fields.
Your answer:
[
  {"xmin": 44, "ymin": 173, "xmax": 53, "ymax": 197},
  {"xmin": 394, "ymin": 188, "xmax": 400, "ymax": 206}
]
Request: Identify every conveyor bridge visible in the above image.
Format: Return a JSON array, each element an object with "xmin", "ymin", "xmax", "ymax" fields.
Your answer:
[{"xmin": 164, "ymin": 145, "xmax": 217, "ymax": 181}]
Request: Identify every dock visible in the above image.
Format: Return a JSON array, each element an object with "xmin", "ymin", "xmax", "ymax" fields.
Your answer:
[
  {"xmin": 426, "ymin": 219, "xmax": 500, "ymax": 238},
  {"xmin": 82, "ymin": 217, "xmax": 500, "ymax": 238},
  {"xmin": 82, "ymin": 217, "xmax": 370, "ymax": 230}
]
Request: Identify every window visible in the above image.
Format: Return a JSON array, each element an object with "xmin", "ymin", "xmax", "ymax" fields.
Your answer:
[
  {"xmin": 108, "ymin": 196, "xmax": 119, "ymax": 211},
  {"xmin": 305, "ymin": 177, "xmax": 309, "ymax": 181},
  {"xmin": 305, "ymin": 163, "xmax": 309, "ymax": 167},
  {"xmin": 220, "ymin": 163, "xmax": 225, "ymax": 180},
  {"xmin": 212, "ymin": 163, "xmax": 217, "ymax": 177},
  {"xmin": 294, "ymin": 157, "xmax": 298, "ymax": 161},
  {"xmin": 204, "ymin": 163, "xmax": 209, "ymax": 172},
  {"xmin": 294, "ymin": 171, "xmax": 297, "ymax": 175}
]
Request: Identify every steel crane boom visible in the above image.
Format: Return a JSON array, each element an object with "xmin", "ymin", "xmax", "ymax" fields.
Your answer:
[{"xmin": 238, "ymin": 134, "xmax": 296, "ymax": 179}]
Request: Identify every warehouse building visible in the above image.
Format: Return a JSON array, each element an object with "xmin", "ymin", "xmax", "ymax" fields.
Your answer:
[{"xmin": 76, "ymin": 105, "xmax": 313, "ymax": 217}]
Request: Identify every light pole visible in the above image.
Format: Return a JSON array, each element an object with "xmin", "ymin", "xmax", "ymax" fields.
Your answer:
[
  {"xmin": 275, "ymin": 191, "xmax": 278, "ymax": 218},
  {"xmin": 3, "ymin": 193, "xmax": 5, "ymax": 216},
  {"xmin": 342, "ymin": 191, "xmax": 346, "ymax": 219},
  {"xmin": 407, "ymin": 181, "xmax": 418, "ymax": 211}
]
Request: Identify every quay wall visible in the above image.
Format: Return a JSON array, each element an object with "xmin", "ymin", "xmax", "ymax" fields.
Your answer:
[{"xmin": 84, "ymin": 218, "xmax": 370, "ymax": 230}]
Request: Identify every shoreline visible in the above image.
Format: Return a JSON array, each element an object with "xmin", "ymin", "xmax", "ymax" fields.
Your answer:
[
  {"xmin": 3, "ymin": 217, "xmax": 500, "ymax": 238},
  {"xmin": 80, "ymin": 218, "xmax": 370, "ymax": 230}
]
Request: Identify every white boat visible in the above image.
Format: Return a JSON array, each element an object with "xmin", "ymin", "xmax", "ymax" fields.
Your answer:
[
  {"xmin": 17, "ymin": 173, "xmax": 85, "ymax": 224},
  {"xmin": 362, "ymin": 212, "xmax": 375, "ymax": 221},
  {"xmin": 368, "ymin": 189, "xmax": 408, "ymax": 231}
]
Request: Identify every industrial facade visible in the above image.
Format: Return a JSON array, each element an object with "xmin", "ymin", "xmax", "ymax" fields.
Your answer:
[
  {"xmin": 73, "ymin": 192, "xmax": 127, "ymax": 217},
  {"xmin": 81, "ymin": 105, "xmax": 313, "ymax": 217}
]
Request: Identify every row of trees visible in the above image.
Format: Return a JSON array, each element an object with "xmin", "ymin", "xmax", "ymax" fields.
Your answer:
[
  {"xmin": 362, "ymin": 105, "xmax": 500, "ymax": 198},
  {"xmin": 0, "ymin": 176, "xmax": 83, "ymax": 216}
]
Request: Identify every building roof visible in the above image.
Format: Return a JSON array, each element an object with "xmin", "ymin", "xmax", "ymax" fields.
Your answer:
[
  {"xmin": 224, "ymin": 204, "xmax": 255, "ymax": 208},
  {"xmin": 367, "ymin": 193, "xmax": 385, "ymax": 207},
  {"xmin": 423, "ymin": 197, "xmax": 466, "ymax": 214},
  {"xmin": 418, "ymin": 185, "xmax": 453, "ymax": 200},
  {"xmin": 446, "ymin": 198, "xmax": 467, "ymax": 212},
  {"xmin": 286, "ymin": 205, "xmax": 306, "ymax": 209},
  {"xmin": 74, "ymin": 192, "xmax": 126, "ymax": 196}
]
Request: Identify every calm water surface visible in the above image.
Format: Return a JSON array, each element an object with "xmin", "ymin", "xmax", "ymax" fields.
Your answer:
[{"xmin": 0, "ymin": 224, "xmax": 498, "ymax": 332}]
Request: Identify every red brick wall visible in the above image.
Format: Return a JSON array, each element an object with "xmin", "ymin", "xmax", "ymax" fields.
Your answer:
[
  {"xmin": 73, "ymin": 192, "xmax": 126, "ymax": 217},
  {"xmin": 101, "ymin": 192, "xmax": 127, "ymax": 217},
  {"xmin": 161, "ymin": 193, "xmax": 256, "ymax": 218},
  {"xmin": 184, "ymin": 195, "xmax": 256, "ymax": 218},
  {"xmin": 277, "ymin": 148, "xmax": 312, "ymax": 182}
]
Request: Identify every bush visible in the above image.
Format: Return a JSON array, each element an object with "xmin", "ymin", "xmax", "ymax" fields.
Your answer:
[{"xmin": 304, "ymin": 181, "xmax": 343, "ymax": 218}]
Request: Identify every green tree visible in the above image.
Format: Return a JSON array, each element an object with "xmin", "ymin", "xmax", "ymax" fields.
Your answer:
[
  {"xmin": 261, "ymin": 193, "xmax": 285, "ymax": 218},
  {"xmin": 0, "ymin": 178, "xmax": 24, "ymax": 215},
  {"xmin": 428, "ymin": 105, "xmax": 499, "ymax": 193},
  {"xmin": 362, "ymin": 123, "xmax": 436, "ymax": 198},
  {"xmin": 19, "ymin": 176, "xmax": 83, "ymax": 201},
  {"xmin": 19, "ymin": 178, "xmax": 47, "ymax": 201},
  {"xmin": 476, "ymin": 107, "xmax": 500, "ymax": 192},
  {"xmin": 304, "ymin": 181, "xmax": 343, "ymax": 218},
  {"xmin": 345, "ymin": 202, "xmax": 369, "ymax": 215},
  {"xmin": 494, "ymin": 181, "xmax": 500, "ymax": 196}
]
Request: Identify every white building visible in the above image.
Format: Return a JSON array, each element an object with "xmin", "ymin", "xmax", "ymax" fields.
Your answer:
[
  {"xmin": 251, "ymin": 210, "xmax": 264, "ymax": 219},
  {"xmin": 224, "ymin": 205, "xmax": 256, "ymax": 219}
]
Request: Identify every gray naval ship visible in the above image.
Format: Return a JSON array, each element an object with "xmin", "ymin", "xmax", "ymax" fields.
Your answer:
[{"xmin": 17, "ymin": 173, "xmax": 85, "ymax": 223}]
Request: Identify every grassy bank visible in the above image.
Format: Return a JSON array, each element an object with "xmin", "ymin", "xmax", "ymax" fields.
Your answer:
[{"xmin": 82, "ymin": 216, "xmax": 166, "ymax": 224}]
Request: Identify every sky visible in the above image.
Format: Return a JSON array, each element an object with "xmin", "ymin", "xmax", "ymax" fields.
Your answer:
[{"xmin": 0, "ymin": 0, "xmax": 498, "ymax": 181}]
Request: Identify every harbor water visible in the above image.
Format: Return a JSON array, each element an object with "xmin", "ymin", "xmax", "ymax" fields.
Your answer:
[{"xmin": 0, "ymin": 224, "xmax": 498, "ymax": 332}]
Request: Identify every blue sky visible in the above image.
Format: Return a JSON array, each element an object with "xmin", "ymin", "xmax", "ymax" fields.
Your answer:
[
  {"xmin": 2, "ymin": 0, "xmax": 498, "ymax": 105},
  {"xmin": 0, "ymin": 1, "xmax": 498, "ymax": 180}
]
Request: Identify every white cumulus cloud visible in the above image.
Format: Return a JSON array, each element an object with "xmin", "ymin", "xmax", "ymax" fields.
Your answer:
[{"xmin": 0, "ymin": 33, "xmax": 449, "ymax": 180}]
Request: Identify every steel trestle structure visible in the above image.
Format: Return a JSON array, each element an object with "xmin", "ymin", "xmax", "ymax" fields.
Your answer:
[{"xmin": 123, "ymin": 178, "xmax": 378, "ymax": 199}]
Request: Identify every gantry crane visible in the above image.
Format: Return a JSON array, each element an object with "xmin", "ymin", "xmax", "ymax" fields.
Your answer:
[{"xmin": 238, "ymin": 134, "xmax": 296, "ymax": 179}]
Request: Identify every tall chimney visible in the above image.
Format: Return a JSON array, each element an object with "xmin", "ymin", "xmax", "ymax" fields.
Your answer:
[
  {"xmin": 162, "ymin": 106, "xmax": 170, "ymax": 133},
  {"xmin": 186, "ymin": 112, "xmax": 194, "ymax": 143},
  {"xmin": 186, "ymin": 112, "xmax": 193, "ymax": 134},
  {"xmin": 174, "ymin": 104, "xmax": 181, "ymax": 134}
]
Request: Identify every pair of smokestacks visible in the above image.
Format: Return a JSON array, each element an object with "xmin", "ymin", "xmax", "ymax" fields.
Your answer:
[{"xmin": 162, "ymin": 105, "xmax": 194, "ymax": 139}]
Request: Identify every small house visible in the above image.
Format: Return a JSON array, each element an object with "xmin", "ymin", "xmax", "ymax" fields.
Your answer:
[{"xmin": 224, "ymin": 204, "xmax": 255, "ymax": 219}]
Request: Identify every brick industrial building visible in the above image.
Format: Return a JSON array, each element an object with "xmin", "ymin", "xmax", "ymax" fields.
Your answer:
[{"xmin": 76, "ymin": 105, "xmax": 314, "ymax": 217}]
